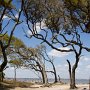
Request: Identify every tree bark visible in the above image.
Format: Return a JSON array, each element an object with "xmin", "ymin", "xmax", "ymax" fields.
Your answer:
[
  {"xmin": 1, "ymin": 72, "xmax": 3, "ymax": 82},
  {"xmin": 70, "ymin": 70, "xmax": 76, "ymax": 89},
  {"xmin": 0, "ymin": 41, "xmax": 8, "ymax": 72},
  {"xmin": 41, "ymin": 67, "xmax": 48, "ymax": 84},
  {"xmin": 14, "ymin": 67, "xmax": 16, "ymax": 81},
  {"xmin": 52, "ymin": 63, "xmax": 57, "ymax": 83},
  {"xmin": 67, "ymin": 59, "xmax": 78, "ymax": 89},
  {"xmin": 67, "ymin": 60, "xmax": 72, "ymax": 88},
  {"xmin": 34, "ymin": 60, "xmax": 48, "ymax": 84}
]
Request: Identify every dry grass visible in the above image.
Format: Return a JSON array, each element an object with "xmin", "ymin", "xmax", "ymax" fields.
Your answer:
[{"xmin": 1, "ymin": 80, "xmax": 34, "ymax": 88}]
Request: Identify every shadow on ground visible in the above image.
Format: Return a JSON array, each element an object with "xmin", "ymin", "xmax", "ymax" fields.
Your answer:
[{"xmin": 0, "ymin": 83, "xmax": 15, "ymax": 90}]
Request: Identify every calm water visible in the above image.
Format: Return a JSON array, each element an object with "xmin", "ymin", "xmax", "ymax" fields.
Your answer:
[{"xmin": 6, "ymin": 78, "xmax": 89, "ymax": 84}]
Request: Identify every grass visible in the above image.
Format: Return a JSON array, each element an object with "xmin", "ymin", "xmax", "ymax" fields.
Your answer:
[{"xmin": 0, "ymin": 79, "xmax": 34, "ymax": 88}]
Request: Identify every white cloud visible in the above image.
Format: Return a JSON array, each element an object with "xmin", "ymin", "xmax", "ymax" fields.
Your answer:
[
  {"xmin": 27, "ymin": 23, "xmax": 41, "ymax": 35},
  {"xmin": 27, "ymin": 20, "xmax": 47, "ymax": 35},
  {"xmin": 48, "ymin": 47, "xmax": 71, "ymax": 57},
  {"xmin": 34, "ymin": 23, "xmax": 42, "ymax": 33},
  {"xmin": 3, "ymin": 15, "xmax": 10, "ymax": 20},
  {"xmin": 84, "ymin": 57, "xmax": 89, "ymax": 61},
  {"xmin": 15, "ymin": 13, "xmax": 19, "ymax": 19},
  {"xmin": 27, "ymin": 30, "xmax": 32, "ymax": 35},
  {"xmin": 56, "ymin": 65, "xmax": 62, "ymax": 68},
  {"xmin": 81, "ymin": 57, "xmax": 90, "ymax": 62},
  {"xmin": 78, "ymin": 62, "xmax": 82, "ymax": 66},
  {"xmin": 56, "ymin": 65, "xmax": 62, "ymax": 71},
  {"xmin": 64, "ymin": 64, "xmax": 68, "ymax": 67},
  {"xmin": 86, "ymin": 65, "xmax": 90, "ymax": 69}
]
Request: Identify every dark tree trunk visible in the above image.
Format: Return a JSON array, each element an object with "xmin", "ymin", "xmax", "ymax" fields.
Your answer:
[
  {"xmin": 67, "ymin": 59, "xmax": 79, "ymax": 89},
  {"xmin": 0, "ymin": 71, "xmax": 4, "ymax": 82},
  {"xmin": 58, "ymin": 75, "xmax": 61, "ymax": 82},
  {"xmin": 1, "ymin": 72, "xmax": 3, "ymax": 82},
  {"xmin": 67, "ymin": 60, "xmax": 72, "ymax": 88},
  {"xmin": 35, "ymin": 61, "xmax": 48, "ymax": 84},
  {"xmin": 70, "ymin": 70, "xmax": 76, "ymax": 89},
  {"xmin": 52, "ymin": 63, "xmax": 57, "ymax": 83},
  {"xmin": 0, "ymin": 41, "xmax": 8, "ymax": 77},
  {"xmin": 41, "ymin": 67, "xmax": 48, "ymax": 84},
  {"xmin": 54, "ymin": 72, "xmax": 57, "ymax": 83},
  {"xmin": 14, "ymin": 67, "xmax": 16, "ymax": 81}
]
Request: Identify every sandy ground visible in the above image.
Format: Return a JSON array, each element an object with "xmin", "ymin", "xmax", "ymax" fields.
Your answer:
[{"xmin": 10, "ymin": 84, "xmax": 89, "ymax": 90}]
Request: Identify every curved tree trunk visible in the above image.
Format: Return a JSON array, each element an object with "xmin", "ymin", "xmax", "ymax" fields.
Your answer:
[
  {"xmin": 67, "ymin": 60, "xmax": 72, "ymax": 88},
  {"xmin": 41, "ymin": 67, "xmax": 48, "ymax": 84},
  {"xmin": 0, "ymin": 41, "xmax": 8, "ymax": 82},
  {"xmin": 0, "ymin": 41, "xmax": 8, "ymax": 72},
  {"xmin": 52, "ymin": 63, "xmax": 57, "ymax": 83},
  {"xmin": 54, "ymin": 72, "xmax": 57, "ymax": 83},
  {"xmin": 35, "ymin": 61, "xmax": 48, "ymax": 84}
]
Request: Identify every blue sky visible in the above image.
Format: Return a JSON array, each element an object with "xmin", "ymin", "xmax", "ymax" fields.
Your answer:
[
  {"xmin": 3, "ymin": 19, "xmax": 90, "ymax": 79},
  {"xmin": 1, "ymin": 1, "xmax": 90, "ymax": 80}
]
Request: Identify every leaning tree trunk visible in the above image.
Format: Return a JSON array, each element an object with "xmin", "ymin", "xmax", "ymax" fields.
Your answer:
[
  {"xmin": 67, "ymin": 60, "xmax": 72, "ymax": 88},
  {"xmin": 52, "ymin": 62, "xmax": 57, "ymax": 83},
  {"xmin": 0, "ymin": 42, "xmax": 8, "ymax": 72},
  {"xmin": 1, "ymin": 72, "xmax": 4, "ymax": 82},
  {"xmin": 35, "ymin": 60, "xmax": 48, "ymax": 84},
  {"xmin": 0, "ymin": 42, "xmax": 8, "ymax": 82},
  {"xmin": 41, "ymin": 67, "xmax": 48, "ymax": 84}
]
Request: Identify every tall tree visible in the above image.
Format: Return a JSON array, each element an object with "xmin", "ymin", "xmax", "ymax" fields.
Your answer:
[
  {"xmin": 23, "ymin": 0, "xmax": 90, "ymax": 89},
  {"xmin": 38, "ymin": 45, "xmax": 58, "ymax": 83},
  {"xmin": 23, "ymin": 47, "xmax": 48, "ymax": 84},
  {"xmin": 0, "ymin": 0, "xmax": 23, "ymax": 75}
]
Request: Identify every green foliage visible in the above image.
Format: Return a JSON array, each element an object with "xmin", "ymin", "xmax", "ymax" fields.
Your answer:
[
  {"xmin": 13, "ymin": 38, "xmax": 25, "ymax": 48},
  {"xmin": 64, "ymin": 0, "xmax": 90, "ymax": 33},
  {"xmin": 0, "ymin": 34, "xmax": 26, "ymax": 62},
  {"xmin": 24, "ymin": 0, "xmax": 45, "ymax": 23},
  {"xmin": 24, "ymin": 0, "xmax": 64, "ymax": 34},
  {"xmin": 9, "ymin": 59, "xmax": 23, "ymax": 68},
  {"xmin": 65, "ymin": 0, "xmax": 87, "ymax": 6},
  {"xmin": 0, "ymin": 34, "xmax": 24, "ymax": 47},
  {"xmin": 0, "ymin": 0, "xmax": 12, "ymax": 8}
]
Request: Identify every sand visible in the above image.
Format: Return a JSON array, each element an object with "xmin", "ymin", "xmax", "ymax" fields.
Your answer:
[{"xmin": 10, "ymin": 84, "xmax": 89, "ymax": 90}]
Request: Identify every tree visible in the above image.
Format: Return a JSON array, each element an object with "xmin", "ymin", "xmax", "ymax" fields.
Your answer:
[
  {"xmin": 0, "ymin": 0, "xmax": 13, "ymax": 8},
  {"xmin": 0, "ymin": 34, "xmax": 26, "ymax": 82},
  {"xmin": 9, "ymin": 59, "xmax": 23, "ymax": 81},
  {"xmin": 0, "ymin": 0, "xmax": 23, "ymax": 76},
  {"xmin": 9, "ymin": 41, "xmax": 48, "ymax": 84},
  {"xmin": 23, "ymin": 0, "xmax": 90, "ymax": 89},
  {"xmin": 39, "ymin": 45, "xmax": 58, "ymax": 83},
  {"xmin": 23, "ymin": 47, "xmax": 48, "ymax": 84},
  {"xmin": 46, "ymin": 57, "xmax": 58, "ymax": 83},
  {"xmin": 64, "ymin": 0, "xmax": 90, "ymax": 33},
  {"xmin": 0, "ymin": 71, "xmax": 5, "ymax": 82}
]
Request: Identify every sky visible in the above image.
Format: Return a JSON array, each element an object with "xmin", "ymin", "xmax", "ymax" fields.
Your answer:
[
  {"xmin": 3, "ymin": 17, "xmax": 90, "ymax": 79},
  {"xmin": 1, "ymin": 0, "xmax": 90, "ymax": 80}
]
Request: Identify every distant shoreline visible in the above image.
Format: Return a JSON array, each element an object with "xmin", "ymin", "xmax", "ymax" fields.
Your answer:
[{"xmin": 5, "ymin": 78, "xmax": 89, "ymax": 84}]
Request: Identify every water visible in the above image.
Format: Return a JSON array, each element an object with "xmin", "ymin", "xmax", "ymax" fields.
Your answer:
[{"xmin": 6, "ymin": 78, "xmax": 89, "ymax": 84}]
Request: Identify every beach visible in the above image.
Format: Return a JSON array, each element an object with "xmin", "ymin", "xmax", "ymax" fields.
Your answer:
[{"xmin": 10, "ymin": 84, "xmax": 89, "ymax": 90}]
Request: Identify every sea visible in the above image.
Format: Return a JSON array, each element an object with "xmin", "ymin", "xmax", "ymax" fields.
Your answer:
[{"xmin": 6, "ymin": 78, "xmax": 89, "ymax": 84}]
